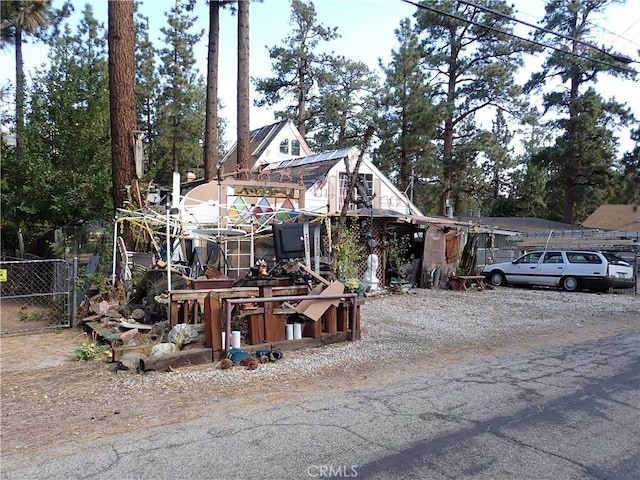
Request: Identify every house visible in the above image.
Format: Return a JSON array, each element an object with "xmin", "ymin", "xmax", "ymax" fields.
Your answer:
[
  {"xmin": 179, "ymin": 121, "xmax": 425, "ymax": 283},
  {"xmin": 581, "ymin": 204, "xmax": 640, "ymax": 232},
  {"xmin": 218, "ymin": 119, "xmax": 313, "ymax": 177}
]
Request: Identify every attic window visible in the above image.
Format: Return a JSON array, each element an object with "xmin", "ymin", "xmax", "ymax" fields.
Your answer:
[
  {"xmin": 279, "ymin": 140, "xmax": 289, "ymax": 154},
  {"xmin": 291, "ymin": 140, "xmax": 300, "ymax": 156}
]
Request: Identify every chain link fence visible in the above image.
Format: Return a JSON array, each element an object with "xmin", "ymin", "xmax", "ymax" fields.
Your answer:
[{"xmin": 0, "ymin": 258, "xmax": 73, "ymax": 335}]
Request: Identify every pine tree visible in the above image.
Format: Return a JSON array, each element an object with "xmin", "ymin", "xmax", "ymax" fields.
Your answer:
[
  {"xmin": 413, "ymin": 0, "xmax": 529, "ymax": 216},
  {"xmin": 308, "ymin": 55, "xmax": 378, "ymax": 151},
  {"xmin": 108, "ymin": 0, "xmax": 137, "ymax": 213},
  {"xmin": 134, "ymin": 8, "xmax": 159, "ymax": 177},
  {"xmin": 236, "ymin": 0, "xmax": 250, "ymax": 172},
  {"xmin": 375, "ymin": 18, "xmax": 438, "ymax": 210},
  {"xmin": 479, "ymin": 109, "xmax": 515, "ymax": 216},
  {"xmin": 155, "ymin": 0, "xmax": 205, "ymax": 184},
  {"xmin": 525, "ymin": 0, "xmax": 636, "ymax": 224},
  {"xmin": 613, "ymin": 127, "xmax": 640, "ymax": 204},
  {"xmin": 253, "ymin": 0, "xmax": 339, "ymax": 137}
]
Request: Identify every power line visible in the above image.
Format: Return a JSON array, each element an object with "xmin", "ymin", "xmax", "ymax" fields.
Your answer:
[
  {"xmin": 399, "ymin": 0, "xmax": 637, "ymax": 73},
  {"xmin": 456, "ymin": 0, "xmax": 635, "ymax": 64},
  {"xmin": 595, "ymin": 21, "xmax": 640, "ymax": 50}
]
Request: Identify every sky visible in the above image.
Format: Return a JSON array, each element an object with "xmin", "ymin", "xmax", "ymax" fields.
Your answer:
[{"xmin": 2, "ymin": 0, "xmax": 640, "ymax": 152}]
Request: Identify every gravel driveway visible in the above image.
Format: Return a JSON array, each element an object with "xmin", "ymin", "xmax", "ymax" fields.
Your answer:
[{"xmin": 1, "ymin": 286, "xmax": 638, "ymax": 469}]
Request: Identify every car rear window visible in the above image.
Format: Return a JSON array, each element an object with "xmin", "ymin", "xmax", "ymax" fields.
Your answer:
[
  {"xmin": 602, "ymin": 253, "xmax": 631, "ymax": 266},
  {"xmin": 566, "ymin": 252, "xmax": 602, "ymax": 264}
]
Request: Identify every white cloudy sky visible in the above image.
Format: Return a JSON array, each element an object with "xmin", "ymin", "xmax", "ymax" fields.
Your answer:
[{"xmin": 2, "ymin": 0, "xmax": 639, "ymax": 152}]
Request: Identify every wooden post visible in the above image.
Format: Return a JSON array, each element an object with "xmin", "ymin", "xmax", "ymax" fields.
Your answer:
[
  {"xmin": 324, "ymin": 305, "xmax": 338, "ymax": 333},
  {"xmin": 337, "ymin": 302, "xmax": 349, "ymax": 332},
  {"xmin": 169, "ymin": 298, "xmax": 179, "ymax": 327},
  {"xmin": 303, "ymin": 319, "xmax": 322, "ymax": 338},
  {"xmin": 204, "ymin": 294, "xmax": 222, "ymax": 352},
  {"xmin": 248, "ymin": 312, "xmax": 265, "ymax": 344}
]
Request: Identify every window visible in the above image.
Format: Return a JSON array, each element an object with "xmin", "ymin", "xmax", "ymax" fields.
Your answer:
[
  {"xmin": 567, "ymin": 252, "xmax": 602, "ymax": 264},
  {"xmin": 543, "ymin": 252, "xmax": 564, "ymax": 264},
  {"xmin": 338, "ymin": 173, "xmax": 374, "ymax": 210},
  {"xmin": 516, "ymin": 253, "xmax": 542, "ymax": 264},
  {"xmin": 279, "ymin": 140, "xmax": 289, "ymax": 154},
  {"xmin": 291, "ymin": 139, "xmax": 300, "ymax": 156},
  {"xmin": 602, "ymin": 253, "xmax": 631, "ymax": 266}
]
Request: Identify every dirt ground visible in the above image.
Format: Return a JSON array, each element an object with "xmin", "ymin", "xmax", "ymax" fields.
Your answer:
[{"xmin": 1, "ymin": 292, "xmax": 638, "ymax": 470}]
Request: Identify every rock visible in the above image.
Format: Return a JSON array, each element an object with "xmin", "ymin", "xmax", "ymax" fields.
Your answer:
[
  {"xmin": 150, "ymin": 343, "xmax": 179, "ymax": 357},
  {"xmin": 118, "ymin": 352, "xmax": 145, "ymax": 371}
]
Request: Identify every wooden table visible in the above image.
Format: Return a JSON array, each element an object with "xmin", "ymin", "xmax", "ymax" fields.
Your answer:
[{"xmin": 203, "ymin": 285, "xmax": 309, "ymax": 354}]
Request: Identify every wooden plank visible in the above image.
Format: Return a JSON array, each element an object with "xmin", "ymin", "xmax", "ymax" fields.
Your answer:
[
  {"xmin": 296, "ymin": 262, "xmax": 330, "ymax": 285},
  {"xmin": 140, "ymin": 347, "xmax": 213, "ymax": 372},
  {"xmin": 321, "ymin": 331, "xmax": 349, "ymax": 345},
  {"xmin": 271, "ymin": 285, "xmax": 309, "ymax": 296},
  {"xmin": 336, "ymin": 303, "xmax": 349, "ymax": 332},
  {"xmin": 303, "ymin": 319, "xmax": 322, "ymax": 338},
  {"xmin": 245, "ymin": 337, "xmax": 319, "ymax": 353},
  {"xmin": 84, "ymin": 321, "xmax": 118, "ymax": 342}
]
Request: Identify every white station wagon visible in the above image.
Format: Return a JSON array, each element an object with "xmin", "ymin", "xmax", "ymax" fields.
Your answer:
[{"xmin": 482, "ymin": 250, "xmax": 635, "ymax": 292}]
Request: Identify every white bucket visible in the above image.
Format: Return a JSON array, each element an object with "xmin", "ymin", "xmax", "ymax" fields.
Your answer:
[
  {"xmin": 286, "ymin": 324, "xmax": 294, "ymax": 340},
  {"xmin": 293, "ymin": 323, "xmax": 302, "ymax": 340},
  {"xmin": 231, "ymin": 330, "xmax": 241, "ymax": 349}
]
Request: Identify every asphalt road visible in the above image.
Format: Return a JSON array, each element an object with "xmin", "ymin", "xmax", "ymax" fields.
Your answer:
[{"xmin": 4, "ymin": 332, "xmax": 639, "ymax": 480}]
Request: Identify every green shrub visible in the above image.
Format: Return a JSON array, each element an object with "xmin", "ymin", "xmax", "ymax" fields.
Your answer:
[{"xmin": 73, "ymin": 341, "xmax": 110, "ymax": 361}]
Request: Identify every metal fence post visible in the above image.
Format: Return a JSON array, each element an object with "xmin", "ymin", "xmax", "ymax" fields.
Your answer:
[{"xmin": 71, "ymin": 256, "xmax": 78, "ymax": 328}]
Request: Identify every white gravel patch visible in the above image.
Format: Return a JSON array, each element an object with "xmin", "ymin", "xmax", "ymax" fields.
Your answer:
[{"xmin": 109, "ymin": 287, "xmax": 639, "ymax": 391}]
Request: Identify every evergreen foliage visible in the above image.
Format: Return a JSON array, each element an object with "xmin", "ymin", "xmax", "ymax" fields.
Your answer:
[
  {"xmin": 253, "ymin": 0, "xmax": 339, "ymax": 137},
  {"xmin": 154, "ymin": 0, "xmax": 205, "ymax": 183},
  {"xmin": 1, "ymin": 0, "xmax": 638, "ymax": 255},
  {"xmin": 413, "ymin": 0, "xmax": 531, "ymax": 216},
  {"xmin": 2, "ymin": 5, "xmax": 112, "ymax": 241},
  {"xmin": 374, "ymin": 18, "xmax": 439, "ymax": 211},
  {"xmin": 524, "ymin": 0, "xmax": 636, "ymax": 224},
  {"xmin": 308, "ymin": 55, "xmax": 378, "ymax": 151}
]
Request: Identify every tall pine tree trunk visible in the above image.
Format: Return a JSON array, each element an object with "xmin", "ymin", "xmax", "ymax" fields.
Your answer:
[
  {"xmin": 236, "ymin": 0, "xmax": 250, "ymax": 171},
  {"xmin": 108, "ymin": 0, "xmax": 137, "ymax": 212},
  {"xmin": 297, "ymin": 61, "xmax": 306, "ymax": 137},
  {"xmin": 204, "ymin": 0, "xmax": 220, "ymax": 181},
  {"xmin": 15, "ymin": 26, "xmax": 24, "ymax": 165}
]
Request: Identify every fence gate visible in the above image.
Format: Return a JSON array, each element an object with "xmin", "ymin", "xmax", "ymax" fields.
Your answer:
[{"xmin": 0, "ymin": 258, "xmax": 72, "ymax": 335}]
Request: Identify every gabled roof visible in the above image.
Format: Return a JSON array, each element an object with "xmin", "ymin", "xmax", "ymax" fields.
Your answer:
[
  {"xmin": 270, "ymin": 147, "xmax": 355, "ymax": 188},
  {"xmin": 219, "ymin": 120, "xmax": 297, "ymax": 172},
  {"xmin": 581, "ymin": 205, "xmax": 640, "ymax": 231}
]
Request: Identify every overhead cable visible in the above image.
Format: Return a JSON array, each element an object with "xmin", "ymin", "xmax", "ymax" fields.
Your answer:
[
  {"xmin": 456, "ymin": 0, "xmax": 634, "ymax": 64},
  {"xmin": 399, "ymin": 0, "xmax": 636, "ymax": 74}
]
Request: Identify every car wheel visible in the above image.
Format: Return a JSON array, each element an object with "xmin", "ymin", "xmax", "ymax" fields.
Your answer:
[
  {"xmin": 489, "ymin": 271, "xmax": 506, "ymax": 286},
  {"xmin": 562, "ymin": 276, "xmax": 579, "ymax": 292}
]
